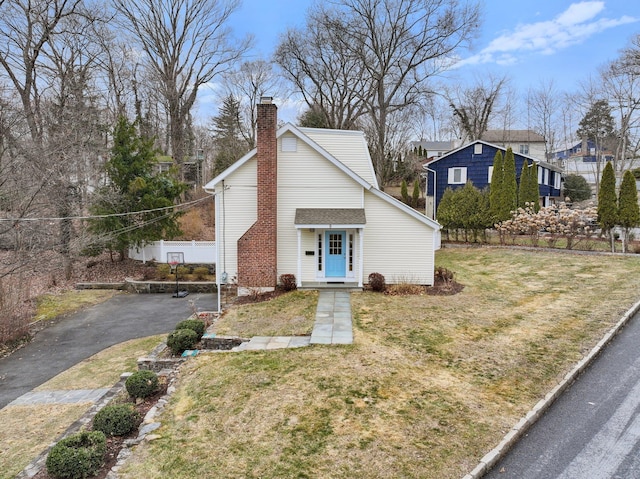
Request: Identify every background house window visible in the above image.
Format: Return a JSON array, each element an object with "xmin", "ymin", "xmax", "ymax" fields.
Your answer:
[
  {"xmin": 519, "ymin": 144, "xmax": 529, "ymax": 155},
  {"xmin": 543, "ymin": 169, "xmax": 549, "ymax": 185},
  {"xmin": 554, "ymin": 172, "xmax": 561, "ymax": 189},
  {"xmin": 448, "ymin": 167, "xmax": 467, "ymax": 185},
  {"xmin": 538, "ymin": 167, "xmax": 543, "ymax": 184},
  {"xmin": 474, "ymin": 143, "xmax": 482, "ymax": 154},
  {"xmin": 488, "ymin": 166, "xmax": 494, "ymax": 183}
]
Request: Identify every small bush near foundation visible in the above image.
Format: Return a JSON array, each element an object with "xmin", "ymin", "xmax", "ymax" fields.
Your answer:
[
  {"xmin": 193, "ymin": 266, "xmax": 210, "ymax": 280},
  {"xmin": 46, "ymin": 431, "xmax": 106, "ymax": 479},
  {"xmin": 156, "ymin": 264, "xmax": 171, "ymax": 280},
  {"xmin": 93, "ymin": 404, "xmax": 138, "ymax": 437},
  {"xmin": 125, "ymin": 370, "xmax": 159, "ymax": 399},
  {"xmin": 368, "ymin": 272, "xmax": 386, "ymax": 292},
  {"xmin": 175, "ymin": 319, "xmax": 206, "ymax": 340},
  {"xmin": 279, "ymin": 274, "xmax": 297, "ymax": 291},
  {"xmin": 434, "ymin": 266, "xmax": 454, "ymax": 284},
  {"xmin": 167, "ymin": 328, "xmax": 198, "ymax": 355}
]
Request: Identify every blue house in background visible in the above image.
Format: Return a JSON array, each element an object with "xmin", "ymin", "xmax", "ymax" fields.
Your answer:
[{"xmin": 422, "ymin": 140, "xmax": 563, "ymax": 219}]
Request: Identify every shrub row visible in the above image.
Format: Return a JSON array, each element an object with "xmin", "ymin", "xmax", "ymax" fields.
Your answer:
[
  {"xmin": 166, "ymin": 318, "xmax": 206, "ymax": 355},
  {"xmin": 155, "ymin": 264, "xmax": 212, "ymax": 280}
]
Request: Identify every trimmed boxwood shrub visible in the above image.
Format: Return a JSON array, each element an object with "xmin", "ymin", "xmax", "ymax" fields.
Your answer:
[
  {"xmin": 368, "ymin": 272, "xmax": 386, "ymax": 292},
  {"xmin": 167, "ymin": 328, "xmax": 199, "ymax": 355},
  {"xmin": 92, "ymin": 404, "xmax": 138, "ymax": 437},
  {"xmin": 125, "ymin": 370, "xmax": 159, "ymax": 399},
  {"xmin": 155, "ymin": 263, "xmax": 171, "ymax": 280},
  {"xmin": 175, "ymin": 319, "xmax": 206, "ymax": 340},
  {"xmin": 46, "ymin": 431, "xmax": 106, "ymax": 479}
]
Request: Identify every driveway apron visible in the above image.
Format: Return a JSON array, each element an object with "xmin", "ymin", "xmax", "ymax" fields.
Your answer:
[{"xmin": 0, "ymin": 292, "xmax": 216, "ymax": 410}]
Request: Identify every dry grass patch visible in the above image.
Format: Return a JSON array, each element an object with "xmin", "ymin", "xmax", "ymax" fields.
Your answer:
[
  {"xmin": 35, "ymin": 335, "xmax": 165, "ymax": 391},
  {"xmin": 0, "ymin": 403, "xmax": 90, "ymax": 479},
  {"xmin": 118, "ymin": 248, "xmax": 640, "ymax": 478},
  {"xmin": 34, "ymin": 290, "xmax": 120, "ymax": 323},
  {"xmin": 214, "ymin": 290, "xmax": 318, "ymax": 337}
]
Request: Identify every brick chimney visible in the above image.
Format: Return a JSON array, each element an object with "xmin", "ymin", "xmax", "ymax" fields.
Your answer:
[{"xmin": 237, "ymin": 97, "xmax": 278, "ymax": 291}]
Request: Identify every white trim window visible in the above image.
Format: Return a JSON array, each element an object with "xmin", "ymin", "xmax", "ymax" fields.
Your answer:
[
  {"xmin": 553, "ymin": 172, "xmax": 561, "ymax": 189},
  {"xmin": 474, "ymin": 143, "xmax": 483, "ymax": 154},
  {"xmin": 519, "ymin": 144, "xmax": 529, "ymax": 155},
  {"xmin": 448, "ymin": 167, "xmax": 467, "ymax": 185},
  {"xmin": 488, "ymin": 165, "xmax": 494, "ymax": 183},
  {"xmin": 543, "ymin": 168, "xmax": 549, "ymax": 185},
  {"xmin": 538, "ymin": 167, "xmax": 543, "ymax": 185}
]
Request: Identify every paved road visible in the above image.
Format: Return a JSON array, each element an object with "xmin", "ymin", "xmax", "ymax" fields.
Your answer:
[
  {"xmin": 485, "ymin": 311, "xmax": 640, "ymax": 479},
  {"xmin": 0, "ymin": 291, "xmax": 216, "ymax": 409}
]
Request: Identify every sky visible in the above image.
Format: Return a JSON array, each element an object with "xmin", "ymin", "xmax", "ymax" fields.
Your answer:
[{"xmin": 195, "ymin": 0, "xmax": 640, "ymax": 124}]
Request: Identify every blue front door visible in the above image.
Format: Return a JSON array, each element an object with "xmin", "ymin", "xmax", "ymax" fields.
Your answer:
[{"xmin": 325, "ymin": 231, "xmax": 346, "ymax": 277}]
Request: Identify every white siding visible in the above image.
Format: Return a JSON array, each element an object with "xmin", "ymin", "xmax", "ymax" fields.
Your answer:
[
  {"xmin": 362, "ymin": 192, "xmax": 435, "ymax": 285},
  {"xmin": 298, "ymin": 127, "xmax": 377, "ymax": 186},
  {"xmin": 214, "ymin": 157, "xmax": 257, "ymax": 281},
  {"xmin": 277, "ymin": 133, "xmax": 365, "ymax": 279}
]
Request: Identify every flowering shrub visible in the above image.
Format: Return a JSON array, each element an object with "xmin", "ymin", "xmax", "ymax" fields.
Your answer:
[{"xmin": 496, "ymin": 203, "xmax": 597, "ymax": 249}]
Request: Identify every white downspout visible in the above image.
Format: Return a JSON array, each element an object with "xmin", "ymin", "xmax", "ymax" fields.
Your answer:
[
  {"xmin": 358, "ymin": 228, "xmax": 364, "ymax": 288},
  {"xmin": 297, "ymin": 229, "xmax": 302, "ymax": 288}
]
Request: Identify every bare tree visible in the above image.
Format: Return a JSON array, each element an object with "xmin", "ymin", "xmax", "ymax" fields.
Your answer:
[
  {"xmin": 113, "ymin": 0, "xmax": 250, "ymax": 179},
  {"xmin": 527, "ymin": 79, "xmax": 561, "ymax": 160},
  {"xmin": 277, "ymin": 0, "xmax": 480, "ymax": 188},
  {"xmin": 448, "ymin": 75, "xmax": 507, "ymax": 142},
  {"xmin": 275, "ymin": 5, "xmax": 370, "ymax": 130},
  {"xmin": 221, "ymin": 60, "xmax": 282, "ymax": 149}
]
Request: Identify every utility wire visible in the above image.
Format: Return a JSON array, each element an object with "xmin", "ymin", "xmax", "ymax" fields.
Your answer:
[{"xmin": 0, "ymin": 195, "xmax": 212, "ymax": 222}]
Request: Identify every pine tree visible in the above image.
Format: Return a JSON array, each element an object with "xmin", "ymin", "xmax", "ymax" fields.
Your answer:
[
  {"xmin": 412, "ymin": 179, "xmax": 420, "ymax": 207},
  {"xmin": 598, "ymin": 161, "xmax": 618, "ymax": 252},
  {"xmin": 211, "ymin": 95, "xmax": 250, "ymax": 175},
  {"xmin": 501, "ymin": 147, "xmax": 518, "ymax": 219},
  {"xmin": 400, "ymin": 179, "xmax": 409, "ymax": 204},
  {"xmin": 618, "ymin": 169, "xmax": 640, "ymax": 253},
  {"xmin": 89, "ymin": 117, "xmax": 187, "ymax": 259},
  {"xmin": 528, "ymin": 162, "xmax": 540, "ymax": 212},
  {"xmin": 489, "ymin": 150, "xmax": 503, "ymax": 222},
  {"xmin": 518, "ymin": 160, "xmax": 529, "ymax": 209}
]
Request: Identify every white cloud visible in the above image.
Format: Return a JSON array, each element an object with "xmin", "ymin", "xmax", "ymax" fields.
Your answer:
[{"xmin": 456, "ymin": 1, "xmax": 638, "ymax": 67}]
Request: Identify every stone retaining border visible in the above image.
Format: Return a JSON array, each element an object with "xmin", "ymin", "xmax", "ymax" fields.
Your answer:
[{"xmin": 462, "ymin": 298, "xmax": 640, "ymax": 479}]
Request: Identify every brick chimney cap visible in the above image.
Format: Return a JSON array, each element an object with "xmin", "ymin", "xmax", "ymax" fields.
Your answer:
[{"xmin": 260, "ymin": 96, "xmax": 273, "ymax": 104}]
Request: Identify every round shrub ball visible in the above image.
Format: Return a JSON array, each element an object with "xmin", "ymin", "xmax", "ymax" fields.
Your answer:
[
  {"xmin": 93, "ymin": 404, "xmax": 138, "ymax": 437},
  {"xmin": 167, "ymin": 328, "xmax": 199, "ymax": 355},
  {"xmin": 125, "ymin": 370, "xmax": 159, "ymax": 399},
  {"xmin": 175, "ymin": 319, "xmax": 206, "ymax": 340},
  {"xmin": 46, "ymin": 431, "xmax": 106, "ymax": 479}
]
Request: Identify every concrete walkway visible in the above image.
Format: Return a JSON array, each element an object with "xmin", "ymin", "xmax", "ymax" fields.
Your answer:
[
  {"xmin": 231, "ymin": 289, "xmax": 354, "ymax": 351},
  {"xmin": 8, "ymin": 388, "xmax": 111, "ymax": 406}
]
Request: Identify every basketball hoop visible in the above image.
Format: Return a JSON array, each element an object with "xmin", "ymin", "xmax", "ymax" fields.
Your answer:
[{"xmin": 167, "ymin": 252, "xmax": 188, "ymax": 298}]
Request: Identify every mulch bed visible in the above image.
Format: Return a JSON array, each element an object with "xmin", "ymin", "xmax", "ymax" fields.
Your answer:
[{"xmin": 32, "ymin": 380, "xmax": 169, "ymax": 479}]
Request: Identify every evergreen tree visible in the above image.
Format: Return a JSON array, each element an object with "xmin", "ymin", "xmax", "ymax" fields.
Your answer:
[
  {"xmin": 563, "ymin": 174, "xmax": 591, "ymax": 202},
  {"xmin": 298, "ymin": 104, "xmax": 330, "ymax": 128},
  {"xmin": 501, "ymin": 147, "xmax": 518, "ymax": 218},
  {"xmin": 89, "ymin": 117, "xmax": 187, "ymax": 259},
  {"xmin": 618, "ymin": 169, "xmax": 640, "ymax": 253},
  {"xmin": 489, "ymin": 150, "xmax": 504, "ymax": 222},
  {"xmin": 528, "ymin": 162, "xmax": 540, "ymax": 212},
  {"xmin": 518, "ymin": 160, "xmax": 540, "ymax": 212},
  {"xmin": 598, "ymin": 161, "xmax": 618, "ymax": 252},
  {"xmin": 400, "ymin": 179, "xmax": 409, "ymax": 204},
  {"xmin": 436, "ymin": 187, "xmax": 459, "ymax": 240},
  {"xmin": 517, "ymin": 160, "xmax": 529, "ymax": 209},
  {"xmin": 412, "ymin": 179, "xmax": 420, "ymax": 207},
  {"xmin": 211, "ymin": 95, "xmax": 250, "ymax": 175}
]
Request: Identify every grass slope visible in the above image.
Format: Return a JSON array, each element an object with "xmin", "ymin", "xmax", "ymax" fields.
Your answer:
[{"xmin": 114, "ymin": 248, "xmax": 640, "ymax": 478}]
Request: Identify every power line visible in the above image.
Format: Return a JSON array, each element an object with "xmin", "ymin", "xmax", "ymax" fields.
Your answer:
[{"xmin": 0, "ymin": 195, "xmax": 212, "ymax": 222}]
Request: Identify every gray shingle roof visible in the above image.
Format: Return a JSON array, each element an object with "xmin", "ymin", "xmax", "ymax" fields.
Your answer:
[{"xmin": 294, "ymin": 208, "xmax": 366, "ymax": 226}]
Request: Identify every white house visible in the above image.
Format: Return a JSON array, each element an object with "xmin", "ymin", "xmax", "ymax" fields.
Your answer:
[{"xmin": 203, "ymin": 98, "xmax": 441, "ymax": 294}]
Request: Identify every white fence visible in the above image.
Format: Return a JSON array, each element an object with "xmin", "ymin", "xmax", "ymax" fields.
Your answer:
[{"xmin": 129, "ymin": 240, "xmax": 216, "ymax": 264}]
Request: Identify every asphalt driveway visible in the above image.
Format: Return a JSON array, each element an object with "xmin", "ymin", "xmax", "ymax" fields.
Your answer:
[{"xmin": 0, "ymin": 291, "xmax": 217, "ymax": 409}]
